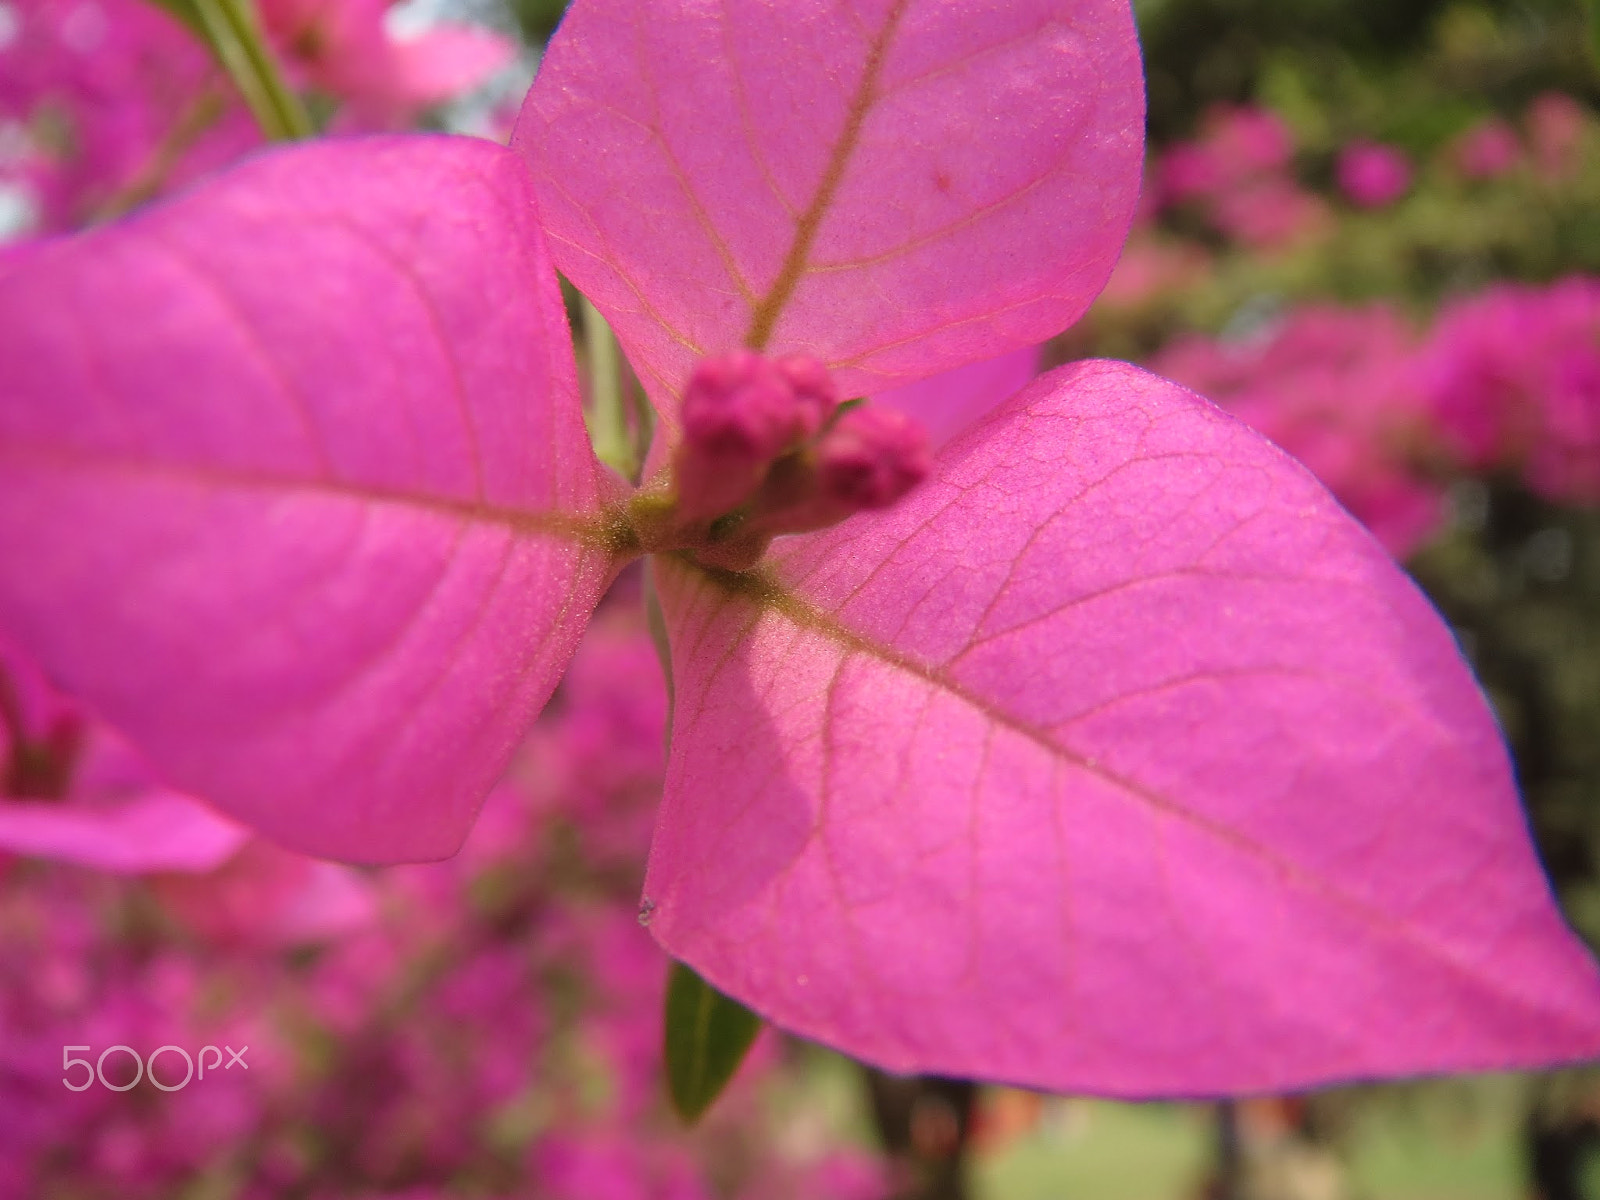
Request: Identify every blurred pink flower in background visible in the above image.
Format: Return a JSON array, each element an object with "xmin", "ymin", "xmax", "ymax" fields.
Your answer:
[
  {"xmin": 0, "ymin": 872, "xmax": 294, "ymax": 1197},
  {"xmin": 1095, "ymin": 237, "xmax": 1213, "ymax": 311},
  {"xmin": 1153, "ymin": 305, "xmax": 1446, "ymax": 558},
  {"xmin": 0, "ymin": 0, "xmax": 254, "ymax": 231},
  {"xmin": 1151, "ymin": 275, "xmax": 1600, "ymax": 550},
  {"xmin": 531, "ymin": 1133, "xmax": 712, "ymax": 1200},
  {"xmin": 151, "ymin": 839, "xmax": 376, "ymax": 945},
  {"xmin": 1, "ymin": 597, "xmax": 886, "ymax": 1198},
  {"xmin": 1527, "ymin": 91, "xmax": 1587, "ymax": 180},
  {"xmin": 1154, "ymin": 104, "xmax": 1327, "ymax": 247},
  {"xmin": 1212, "ymin": 174, "xmax": 1331, "ymax": 247},
  {"xmin": 1423, "ymin": 276, "xmax": 1600, "ymax": 503},
  {"xmin": 1453, "ymin": 115, "xmax": 1522, "ymax": 180},
  {"xmin": 1207, "ymin": 104, "xmax": 1296, "ymax": 175},
  {"xmin": 1337, "ymin": 139, "xmax": 1412, "ymax": 208},
  {"xmin": 256, "ymin": 0, "xmax": 514, "ymax": 128},
  {"xmin": 1159, "ymin": 104, "xmax": 1295, "ymax": 204},
  {"xmin": 0, "ymin": 0, "xmax": 514, "ymax": 234},
  {"xmin": 0, "ymin": 640, "xmax": 247, "ymax": 873}
]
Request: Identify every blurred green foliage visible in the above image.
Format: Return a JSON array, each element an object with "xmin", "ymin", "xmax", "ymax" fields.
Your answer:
[
  {"xmin": 503, "ymin": 0, "xmax": 571, "ymax": 42},
  {"xmin": 1412, "ymin": 487, "xmax": 1600, "ymax": 952},
  {"xmin": 1134, "ymin": 0, "xmax": 1598, "ymax": 140}
]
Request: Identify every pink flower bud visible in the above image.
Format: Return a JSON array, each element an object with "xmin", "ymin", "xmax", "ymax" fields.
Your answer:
[
  {"xmin": 816, "ymin": 407, "xmax": 931, "ymax": 509},
  {"xmin": 681, "ymin": 350, "xmax": 804, "ymax": 460},
  {"xmin": 773, "ymin": 352, "xmax": 839, "ymax": 434},
  {"xmin": 675, "ymin": 351, "xmax": 843, "ymax": 522}
]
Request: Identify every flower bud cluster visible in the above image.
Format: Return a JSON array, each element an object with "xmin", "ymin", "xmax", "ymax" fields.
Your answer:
[
  {"xmin": 673, "ymin": 351, "xmax": 837, "ymax": 520},
  {"xmin": 667, "ymin": 351, "xmax": 931, "ymax": 569}
]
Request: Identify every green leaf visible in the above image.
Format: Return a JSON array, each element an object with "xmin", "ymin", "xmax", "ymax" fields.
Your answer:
[{"xmin": 663, "ymin": 960, "xmax": 763, "ymax": 1122}]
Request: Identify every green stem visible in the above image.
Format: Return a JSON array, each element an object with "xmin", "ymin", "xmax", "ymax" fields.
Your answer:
[
  {"xmin": 626, "ymin": 355, "xmax": 656, "ymax": 474},
  {"xmin": 190, "ymin": 0, "xmax": 312, "ymax": 141},
  {"xmin": 580, "ymin": 295, "xmax": 637, "ymax": 478}
]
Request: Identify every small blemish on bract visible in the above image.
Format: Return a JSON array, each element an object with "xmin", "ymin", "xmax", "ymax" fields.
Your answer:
[{"xmin": 637, "ymin": 896, "xmax": 656, "ymax": 926}]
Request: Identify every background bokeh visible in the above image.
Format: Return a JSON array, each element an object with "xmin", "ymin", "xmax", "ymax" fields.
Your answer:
[{"xmin": 2, "ymin": 0, "xmax": 1598, "ymax": 1196}]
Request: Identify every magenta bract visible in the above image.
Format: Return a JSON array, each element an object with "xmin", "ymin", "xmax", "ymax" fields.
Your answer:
[
  {"xmin": 514, "ymin": 0, "xmax": 1144, "ymax": 412},
  {"xmin": 0, "ymin": 137, "xmax": 616, "ymax": 862},
  {"xmin": 0, "ymin": 0, "xmax": 1596, "ymax": 1097},
  {"xmin": 646, "ymin": 360, "xmax": 1600, "ymax": 1093}
]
